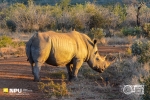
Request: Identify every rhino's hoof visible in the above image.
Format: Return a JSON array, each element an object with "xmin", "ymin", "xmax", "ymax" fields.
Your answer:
[
  {"xmin": 33, "ymin": 79, "xmax": 40, "ymax": 82},
  {"xmin": 32, "ymin": 71, "xmax": 34, "ymax": 75},
  {"xmin": 70, "ymin": 77, "xmax": 79, "ymax": 82}
]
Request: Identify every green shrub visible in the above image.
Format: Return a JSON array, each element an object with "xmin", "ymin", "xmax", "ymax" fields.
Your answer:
[
  {"xmin": 121, "ymin": 27, "xmax": 142, "ymax": 37},
  {"xmin": 6, "ymin": 20, "xmax": 16, "ymax": 32},
  {"xmin": 18, "ymin": 41, "xmax": 25, "ymax": 46},
  {"xmin": 0, "ymin": 3, "xmax": 8, "ymax": 29},
  {"xmin": 0, "ymin": 35, "xmax": 26, "ymax": 48},
  {"xmin": 88, "ymin": 12, "xmax": 110, "ymax": 29},
  {"xmin": 38, "ymin": 74, "xmax": 69, "ymax": 98},
  {"xmin": 72, "ymin": 16, "xmax": 85, "ymax": 30},
  {"xmin": 125, "ymin": 47, "xmax": 132, "ymax": 56},
  {"xmin": 11, "ymin": 41, "xmax": 25, "ymax": 48},
  {"xmin": 88, "ymin": 28, "xmax": 105, "ymax": 39},
  {"xmin": 59, "ymin": 0, "xmax": 70, "ymax": 11},
  {"xmin": 0, "ymin": 0, "xmax": 145, "ymax": 33},
  {"xmin": 0, "ymin": 35, "xmax": 12, "ymax": 47},
  {"xmin": 48, "ymin": 71, "xmax": 67, "ymax": 79},
  {"xmin": 112, "ymin": 3, "xmax": 127, "ymax": 25},
  {"xmin": 143, "ymin": 23, "xmax": 150, "ymax": 37},
  {"xmin": 5, "ymin": 0, "xmax": 54, "ymax": 32},
  {"xmin": 84, "ymin": 2, "xmax": 98, "ymax": 14},
  {"xmin": 131, "ymin": 40, "xmax": 150, "ymax": 63}
]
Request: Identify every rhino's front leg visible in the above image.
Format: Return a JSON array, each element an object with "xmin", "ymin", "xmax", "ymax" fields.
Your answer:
[
  {"xmin": 71, "ymin": 59, "xmax": 83, "ymax": 81},
  {"xmin": 66, "ymin": 64, "xmax": 73, "ymax": 81},
  {"xmin": 33, "ymin": 62, "xmax": 42, "ymax": 82}
]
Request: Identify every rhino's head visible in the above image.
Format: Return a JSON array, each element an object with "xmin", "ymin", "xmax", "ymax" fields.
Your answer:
[{"xmin": 87, "ymin": 40, "xmax": 110, "ymax": 73}]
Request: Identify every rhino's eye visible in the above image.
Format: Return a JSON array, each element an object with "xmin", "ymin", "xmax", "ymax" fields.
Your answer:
[
  {"xmin": 96, "ymin": 58, "xmax": 99, "ymax": 61},
  {"xmin": 94, "ymin": 51, "xmax": 98, "ymax": 54}
]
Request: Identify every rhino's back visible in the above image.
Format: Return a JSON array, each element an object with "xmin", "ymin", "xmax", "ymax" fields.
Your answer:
[
  {"xmin": 30, "ymin": 31, "xmax": 88, "ymax": 66},
  {"xmin": 45, "ymin": 32, "xmax": 78, "ymax": 66}
]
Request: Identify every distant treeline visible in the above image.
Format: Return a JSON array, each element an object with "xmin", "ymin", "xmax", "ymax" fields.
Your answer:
[
  {"xmin": 0, "ymin": 0, "xmax": 123, "ymax": 5},
  {"xmin": 0, "ymin": 0, "xmax": 150, "ymax": 38}
]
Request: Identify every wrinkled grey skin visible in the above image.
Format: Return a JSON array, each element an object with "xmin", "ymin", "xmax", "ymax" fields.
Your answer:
[{"xmin": 26, "ymin": 31, "xmax": 110, "ymax": 82}]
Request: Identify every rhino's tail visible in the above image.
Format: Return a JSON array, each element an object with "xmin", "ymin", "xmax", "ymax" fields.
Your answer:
[{"xmin": 26, "ymin": 36, "xmax": 34, "ymax": 65}]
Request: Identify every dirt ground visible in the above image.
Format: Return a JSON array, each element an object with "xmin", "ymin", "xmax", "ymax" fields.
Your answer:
[
  {"xmin": 0, "ymin": 57, "xmax": 44, "ymax": 100},
  {"xmin": 0, "ymin": 46, "xmax": 128, "ymax": 100}
]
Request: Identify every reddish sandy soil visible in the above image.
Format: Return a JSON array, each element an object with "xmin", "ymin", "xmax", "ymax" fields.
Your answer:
[
  {"xmin": 0, "ymin": 57, "xmax": 45, "ymax": 100},
  {"xmin": 0, "ymin": 46, "xmax": 128, "ymax": 100},
  {"xmin": 98, "ymin": 46, "xmax": 128, "ymax": 53}
]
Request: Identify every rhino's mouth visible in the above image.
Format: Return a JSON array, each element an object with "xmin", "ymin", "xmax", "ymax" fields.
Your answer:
[
  {"xmin": 100, "ymin": 69, "xmax": 104, "ymax": 73},
  {"xmin": 93, "ymin": 67, "xmax": 104, "ymax": 73}
]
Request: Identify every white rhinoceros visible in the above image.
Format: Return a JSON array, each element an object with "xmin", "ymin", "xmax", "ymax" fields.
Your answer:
[{"xmin": 26, "ymin": 31, "xmax": 110, "ymax": 82}]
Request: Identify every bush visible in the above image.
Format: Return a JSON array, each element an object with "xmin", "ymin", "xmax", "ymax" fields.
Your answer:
[
  {"xmin": 0, "ymin": 35, "xmax": 12, "ymax": 47},
  {"xmin": 6, "ymin": 20, "xmax": 16, "ymax": 32},
  {"xmin": 121, "ymin": 27, "xmax": 142, "ymax": 37},
  {"xmin": 0, "ymin": 35, "xmax": 26, "ymax": 48},
  {"xmin": 131, "ymin": 39, "xmax": 150, "ymax": 63},
  {"xmin": 143, "ymin": 23, "xmax": 150, "ymax": 37},
  {"xmin": 38, "ymin": 74, "xmax": 69, "ymax": 98},
  {"xmin": 2, "ymin": 0, "xmax": 149, "ymax": 33},
  {"xmin": 140, "ymin": 5, "xmax": 150, "ymax": 26},
  {"xmin": 102, "ymin": 59, "xmax": 141, "ymax": 85},
  {"xmin": 101, "ymin": 58, "xmax": 150, "ymax": 100},
  {"xmin": 88, "ymin": 12, "xmax": 110, "ymax": 29},
  {"xmin": 88, "ymin": 28, "xmax": 105, "ymax": 39},
  {"xmin": 0, "ymin": 3, "xmax": 8, "ymax": 29},
  {"xmin": 58, "ymin": 0, "xmax": 70, "ymax": 10},
  {"xmin": 71, "ymin": 4, "xmax": 88, "ymax": 31},
  {"xmin": 124, "ymin": 5, "xmax": 137, "ymax": 27},
  {"xmin": 5, "ymin": 0, "xmax": 55, "ymax": 32},
  {"xmin": 11, "ymin": 41, "xmax": 25, "ymax": 48},
  {"xmin": 48, "ymin": 71, "xmax": 67, "ymax": 79},
  {"xmin": 84, "ymin": 2, "xmax": 98, "ymax": 14},
  {"xmin": 112, "ymin": 3, "xmax": 127, "ymax": 25}
]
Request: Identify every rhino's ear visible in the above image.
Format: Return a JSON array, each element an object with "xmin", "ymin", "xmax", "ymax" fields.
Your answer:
[{"xmin": 93, "ymin": 39, "xmax": 97, "ymax": 45}]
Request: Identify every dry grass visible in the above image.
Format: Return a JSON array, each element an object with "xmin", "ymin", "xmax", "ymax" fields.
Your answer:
[
  {"xmin": 0, "ymin": 29, "xmax": 149, "ymax": 100},
  {"xmin": 104, "ymin": 36, "xmax": 130, "ymax": 45},
  {"xmin": 0, "ymin": 46, "xmax": 25, "ymax": 59},
  {"xmin": 0, "ymin": 33, "xmax": 31, "ymax": 59},
  {"xmin": 38, "ymin": 70, "xmax": 124, "ymax": 99},
  {"xmin": 101, "ymin": 57, "xmax": 150, "ymax": 100},
  {"xmin": 37, "ymin": 56, "xmax": 150, "ymax": 100},
  {"xmin": 100, "ymin": 36, "xmax": 141, "ymax": 46}
]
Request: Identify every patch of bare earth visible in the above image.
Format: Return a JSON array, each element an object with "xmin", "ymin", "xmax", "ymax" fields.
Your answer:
[
  {"xmin": 0, "ymin": 46, "xmax": 127, "ymax": 100},
  {"xmin": 0, "ymin": 57, "xmax": 52, "ymax": 100}
]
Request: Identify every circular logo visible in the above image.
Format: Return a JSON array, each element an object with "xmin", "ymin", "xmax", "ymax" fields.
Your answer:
[{"xmin": 123, "ymin": 85, "xmax": 132, "ymax": 95}]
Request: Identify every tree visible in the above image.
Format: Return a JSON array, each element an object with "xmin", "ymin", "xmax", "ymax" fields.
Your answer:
[
  {"xmin": 59, "ymin": 0, "xmax": 71, "ymax": 11},
  {"xmin": 137, "ymin": 2, "xmax": 145, "ymax": 26},
  {"xmin": 123, "ymin": 0, "xmax": 145, "ymax": 27}
]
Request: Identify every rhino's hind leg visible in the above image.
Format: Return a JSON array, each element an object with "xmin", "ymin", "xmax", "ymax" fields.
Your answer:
[
  {"xmin": 28, "ymin": 58, "xmax": 35, "ymax": 75},
  {"xmin": 30, "ymin": 63, "xmax": 34, "ymax": 75},
  {"xmin": 33, "ymin": 62, "xmax": 42, "ymax": 82}
]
